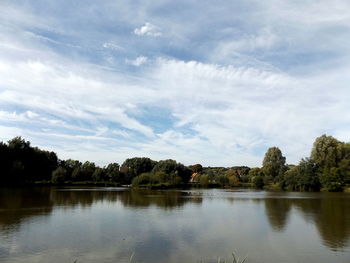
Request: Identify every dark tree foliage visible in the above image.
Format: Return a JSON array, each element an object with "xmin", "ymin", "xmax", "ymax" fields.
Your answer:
[
  {"xmin": 105, "ymin": 163, "xmax": 122, "ymax": 182},
  {"xmin": 152, "ymin": 159, "xmax": 192, "ymax": 183},
  {"xmin": 189, "ymin": 164, "xmax": 203, "ymax": 173},
  {"xmin": 2, "ymin": 135, "xmax": 348, "ymax": 191},
  {"xmin": 0, "ymin": 137, "xmax": 58, "ymax": 185},
  {"xmin": 121, "ymin": 157, "xmax": 157, "ymax": 183},
  {"xmin": 51, "ymin": 167, "xmax": 67, "ymax": 184}
]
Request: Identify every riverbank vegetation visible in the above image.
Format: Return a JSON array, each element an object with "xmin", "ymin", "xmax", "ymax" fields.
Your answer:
[{"xmin": 0, "ymin": 135, "xmax": 349, "ymax": 191}]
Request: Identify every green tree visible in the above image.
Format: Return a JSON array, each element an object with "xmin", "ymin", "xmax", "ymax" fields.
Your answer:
[
  {"xmin": 51, "ymin": 167, "xmax": 67, "ymax": 184},
  {"xmin": 298, "ymin": 158, "xmax": 320, "ymax": 191},
  {"xmin": 262, "ymin": 147, "xmax": 286, "ymax": 177},
  {"xmin": 283, "ymin": 166, "xmax": 299, "ymax": 191},
  {"xmin": 121, "ymin": 157, "xmax": 157, "ymax": 183},
  {"xmin": 189, "ymin": 164, "xmax": 203, "ymax": 173},
  {"xmin": 319, "ymin": 167, "xmax": 344, "ymax": 192},
  {"xmin": 311, "ymin": 135, "xmax": 344, "ymax": 169},
  {"xmin": 152, "ymin": 159, "xmax": 192, "ymax": 184},
  {"xmin": 199, "ymin": 174, "xmax": 209, "ymax": 187},
  {"xmin": 105, "ymin": 163, "xmax": 122, "ymax": 182},
  {"xmin": 253, "ymin": 176, "xmax": 264, "ymax": 188},
  {"xmin": 248, "ymin": 167, "xmax": 263, "ymax": 178},
  {"xmin": 217, "ymin": 174, "xmax": 229, "ymax": 187},
  {"xmin": 92, "ymin": 168, "xmax": 106, "ymax": 182}
]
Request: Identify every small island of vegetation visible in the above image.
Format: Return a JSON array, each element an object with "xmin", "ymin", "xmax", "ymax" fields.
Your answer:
[{"xmin": 0, "ymin": 135, "xmax": 349, "ymax": 192}]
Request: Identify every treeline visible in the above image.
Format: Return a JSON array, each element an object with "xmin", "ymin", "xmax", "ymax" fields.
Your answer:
[
  {"xmin": 0, "ymin": 137, "xmax": 191, "ymax": 187},
  {"xmin": 190, "ymin": 135, "xmax": 349, "ymax": 192},
  {"xmin": 0, "ymin": 135, "xmax": 349, "ymax": 191},
  {"xmin": 256, "ymin": 135, "xmax": 350, "ymax": 192}
]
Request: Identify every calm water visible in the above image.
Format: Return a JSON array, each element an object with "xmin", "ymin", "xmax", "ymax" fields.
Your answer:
[{"xmin": 0, "ymin": 187, "xmax": 350, "ymax": 263}]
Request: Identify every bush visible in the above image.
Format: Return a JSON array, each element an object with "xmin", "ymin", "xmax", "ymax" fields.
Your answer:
[
  {"xmin": 199, "ymin": 174, "xmax": 209, "ymax": 187},
  {"xmin": 217, "ymin": 175, "xmax": 229, "ymax": 187},
  {"xmin": 252, "ymin": 176, "xmax": 264, "ymax": 189},
  {"xmin": 319, "ymin": 167, "xmax": 344, "ymax": 192},
  {"xmin": 132, "ymin": 173, "xmax": 152, "ymax": 186},
  {"xmin": 51, "ymin": 167, "xmax": 67, "ymax": 184},
  {"xmin": 228, "ymin": 176, "xmax": 240, "ymax": 187}
]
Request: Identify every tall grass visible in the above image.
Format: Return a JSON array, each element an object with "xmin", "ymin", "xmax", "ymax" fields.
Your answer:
[{"xmin": 216, "ymin": 253, "xmax": 247, "ymax": 263}]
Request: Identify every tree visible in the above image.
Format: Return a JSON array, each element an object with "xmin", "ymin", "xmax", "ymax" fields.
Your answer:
[
  {"xmin": 283, "ymin": 166, "xmax": 299, "ymax": 191},
  {"xmin": 298, "ymin": 158, "xmax": 320, "ymax": 191},
  {"xmin": 262, "ymin": 147, "xmax": 286, "ymax": 177},
  {"xmin": 81, "ymin": 161, "xmax": 96, "ymax": 181},
  {"xmin": 152, "ymin": 159, "xmax": 192, "ymax": 184},
  {"xmin": 248, "ymin": 167, "xmax": 263, "ymax": 178},
  {"xmin": 252, "ymin": 176, "xmax": 264, "ymax": 188},
  {"xmin": 121, "ymin": 157, "xmax": 157, "ymax": 183},
  {"xmin": 311, "ymin": 135, "xmax": 344, "ymax": 169},
  {"xmin": 51, "ymin": 167, "xmax": 67, "ymax": 184},
  {"xmin": 105, "ymin": 163, "xmax": 122, "ymax": 182},
  {"xmin": 310, "ymin": 135, "xmax": 349, "ymax": 191},
  {"xmin": 92, "ymin": 168, "xmax": 106, "ymax": 182},
  {"xmin": 319, "ymin": 167, "xmax": 344, "ymax": 192},
  {"xmin": 199, "ymin": 174, "xmax": 209, "ymax": 187},
  {"xmin": 189, "ymin": 164, "xmax": 203, "ymax": 173}
]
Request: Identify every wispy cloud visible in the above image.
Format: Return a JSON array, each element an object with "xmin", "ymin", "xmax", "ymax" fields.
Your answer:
[
  {"xmin": 102, "ymin": 42, "xmax": 123, "ymax": 51},
  {"xmin": 126, "ymin": 56, "xmax": 148, "ymax": 66},
  {"xmin": 134, "ymin": 22, "xmax": 162, "ymax": 37},
  {"xmin": 0, "ymin": 0, "xmax": 349, "ymax": 166}
]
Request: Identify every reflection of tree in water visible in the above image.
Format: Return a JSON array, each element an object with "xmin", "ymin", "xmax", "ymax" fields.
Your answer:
[
  {"xmin": 264, "ymin": 193, "xmax": 350, "ymax": 250},
  {"xmin": 292, "ymin": 195, "xmax": 350, "ymax": 251},
  {"xmin": 49, "ymin": 188, "xmax": 119, "ymax": 207},
  {"xmin": 0, "ymin": 188, "xmax": 202, "ymax": 234},
  {"xmin": 1, "ymin": 188, "xmax": 349, "ymax": 251},
  {"xmin": 264, "ymin": 197, "xmax": 292, "ymax": 231},
  {"xmin": 117, "ymin": 189, "xmax": 202, "ymax": 209},
  {"xmin": 0, "ymin": 187, "xmax": 53, "ymax": 233}
]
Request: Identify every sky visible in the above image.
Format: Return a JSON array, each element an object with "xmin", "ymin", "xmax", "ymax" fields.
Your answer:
[{"xmin": 0, "ymin": 0, "xmax": 349, "ymax": 167}]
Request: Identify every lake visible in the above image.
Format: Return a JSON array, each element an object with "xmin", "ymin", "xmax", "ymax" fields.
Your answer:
[{"xmin": 0, "ymin": 187, "xmax": 349, "ymax": 263}]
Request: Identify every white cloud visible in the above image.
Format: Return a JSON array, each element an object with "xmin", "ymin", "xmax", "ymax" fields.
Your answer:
[
  {"xmin": 126, "ymin": 56, "xmax": 148, "ymax": 66},
  {"xmin": 102, "ymin": 42, "xmax": 123, "ymax": 51},
  {"xmin": 1, "ymin": 0, "xmax": 349, "ymax": 167},
  {"xmin": 134, "ymin": 22, "xmax": 162, "ymax": 37}
]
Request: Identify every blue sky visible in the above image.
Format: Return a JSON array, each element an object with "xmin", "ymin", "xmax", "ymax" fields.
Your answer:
[{"xmin": 0, "ymin": 0, "xmax": 349, "ymax": 166}]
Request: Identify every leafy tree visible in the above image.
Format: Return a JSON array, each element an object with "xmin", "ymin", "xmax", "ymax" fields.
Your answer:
[
  {"xmin": 105, "ymin": 163, "xmax": 122, "ymax": 182},
  {"xmin": 297, "ymin": 158, "xmax": 320, "ymax": 191},
  {"xmin": 283, "ymin": 166, "xmax": 300, "ymax": 191},
  {"xmin": 253, "ymin": 176, "xmax": 264, "ymax": 188},
  {"xmin": 310, "ymin": 135, "xmax": 349, "ymax": 191},
  {"xmin": 228, "ymin": 175, "xmax": 240, "ymax": 187},
  {"xmin": 199, "ymin": 174, "xmax": 209, "ymax": 187},
  {"xmin": 121, "ymin": 157, "xmax": 157, "ymax": 183},
  {"xmin": 154, "ymin": 171, "xmax": 170, "ymax": 183},
  {"xmin": 132, "ymin": 173, "xmax": 152, "ymax": 186},
  {"xmin": 262, "ymin": 147, "xmax": 286, "ymax": 177},
  {"xmin": 248, "ymin": 167, "xmax": 263, "ymax": 178},
  {"xmin": 339, "ymin": 158, "xmax": 350, "ymax": 184},
  {"xmin": 51, "ymin": 167, "xmax": 67, "ymax": 184},
  {"xmin": 319, "ymin": 167, "xmax": 344, "ymax": 192},
  {"xmin": 80, "ymin": 161, "xmax": 96, "ymax": 181},
  {"xmin": 311, "ymin": 135, "xmax": 344, "ymax": 169},
  {"xmin": 92, "ymin": 168, "xmax": 106, "ymax": 182},
  {"xmin": 152, "ymin": 159, "xmax": 192, "ymax": 184},
  {"xmin": 217, "ymin": 174, "xmax": 229, "ymax": 187},
  {"xmin": 189, "ymin": 164, "xmax": 203, "ymax": 173}
]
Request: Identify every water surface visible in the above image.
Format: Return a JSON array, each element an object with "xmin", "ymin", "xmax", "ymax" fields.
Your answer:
[{"xmin": 0, "ymin": 187, "xmax": 349, "ymax": 263}]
